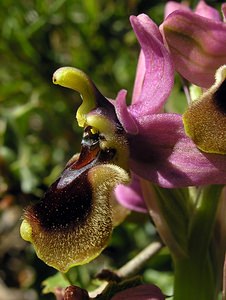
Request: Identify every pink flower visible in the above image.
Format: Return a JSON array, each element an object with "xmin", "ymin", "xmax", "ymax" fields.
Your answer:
[
  {"xmin": 162, "ymin": 1, "xmax": 226, "ymax": 88},
  {"xmin": 115, "ymin": 14, "xmax": 226, "ymax": 188},
  {"xmin": 115, "ymin": 13, "xmax": 226, "ymax": 212}
]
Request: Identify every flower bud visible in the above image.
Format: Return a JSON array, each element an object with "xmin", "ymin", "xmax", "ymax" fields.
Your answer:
[{"xmin": 162, "ymin": 10, "xmax": 226, "ymax": 88}]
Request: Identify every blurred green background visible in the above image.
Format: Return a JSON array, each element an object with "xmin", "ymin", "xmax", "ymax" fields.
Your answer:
[{"xmin": 0, "ymin": 1, "xmax": 222, "ymax": 299}]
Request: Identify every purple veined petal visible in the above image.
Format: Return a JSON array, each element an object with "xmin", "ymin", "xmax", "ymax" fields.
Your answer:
[
  {"xmin": 111, "ymin": 284, "xmax": 165, "ymax": 300},
  {"xmin": 131, "ymin": 15, "xmax": 165, "ymax": 104},
  {"xmin": 129, "ymin": 14, "xmax": 174, "ymax": 118},
  {"xmin": 127, "ymin": 113, "xmax": 226, "ymax": 188},
  {"xmin": 195, "ymin": 0, "xmax": 221, "ymax": 21},
  {"xmin": 164, "ymin": 1, "xmax": 190, "ymax": 19},
  {"xmin": 132, "ymin": 14, "xmax": 164, "ymax": 42},
  {"xmin": 132, "ymin": 50, "xmax": 145, "ymax": 104},
  {"xmin": 163, "ymin": 10, "xmax": 226, "ymax": 88},
  {"xmin": 114, "ymin": 89, "xmax": 138, "ymax": 134},
  {"xmin": 222, "ymin": 3, "xmax": 226, "ymax": 21},
  {"xmin": 114, "ymin": 173, "xmax": 147, "ymax": 213}
]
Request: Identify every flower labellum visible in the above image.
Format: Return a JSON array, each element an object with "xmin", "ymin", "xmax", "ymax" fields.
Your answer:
[
  {"xmin": 183, "ymin": 65, "xmax": 226, "ymax": 154},
  {"xmin": 20, "ymin": 67, "xmax": 130, "ymax": 272}
]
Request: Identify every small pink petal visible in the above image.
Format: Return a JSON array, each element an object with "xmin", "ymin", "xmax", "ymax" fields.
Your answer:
[
  {"xmin": 195, "ymin": 0, "xmax": 221, "ymax": 21},
  {"xmin": 115, "ymin": 173, "xmax": 147, "ymax": 213},
  {"xmin": 129, "ymin": 14, "xmax": 174, "ymax": 117},
  {"xmin": 132, "ymin": 50, "xmax": 145, "ymax": 104},
  {"xmin": 128, "ymin": 113, "xmax": 226, "ymax": 188},
  {"xmin": 131, "ymin": 15, "xmax": 166, "ymax": 104},
  {"xmin": 111, "ymin": 284, "xmax": 165, "ymax": 300},
  {"xmin": 164, "ymin": 1, "xmax": 190, "ymax": 19},
  {"xmin": 114, "ymin": 89, "xmax": 138, "ymax": 134},
  {"xmin": 163, "ymin": 10, "xmax": 226, "ymax": 88}
]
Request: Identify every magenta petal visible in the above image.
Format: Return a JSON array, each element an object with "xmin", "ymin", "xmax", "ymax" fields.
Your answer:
[
  {"xmin": 163, "ymin": 10, "xmax": 226, "ymax": 88},
  {"xmin": 195, "ymin": 0, "xmax": 221, "ymax": 21},
  {"xmin": 129, "ymin": 14, "xmax": 174, "ymax": 117},
  {"xmin": 111, "ymin": 284, "xmax": 165, "ymax": 300},
  {"xmin": 114, "ymin": 89, "xmax": 138, "ymax": 134},
  {"xmin": 128, "ymin": 114, "xmax": 226, "ymax": 188},
  {"xmin": 132, "ymin": 50, "xmax": 145, "ymax": 103},
  {"xmin": 164, "ymin": 1, "xmax": 190, "ymax": 19},
  {"xmin": 115, "ymin": 173, "xmax": 147, "ymax": 213}
]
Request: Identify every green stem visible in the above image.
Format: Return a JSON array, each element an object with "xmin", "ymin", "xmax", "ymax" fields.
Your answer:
[
  {"xmin": 173, "ymin": 185, "xmax": 223, "ymax": 300},
  {"xmin": 189, "ymin": 186, "xmax": 222, "ymax": 256},
  {"xmin": 173, "ymin": 254, "xmax": 214, "ymax": 300}
]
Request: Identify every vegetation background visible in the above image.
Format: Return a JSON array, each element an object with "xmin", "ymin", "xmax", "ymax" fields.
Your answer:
[{"xmin": 0, "ymin": 0, "xmax": 223, "ymax": 299}]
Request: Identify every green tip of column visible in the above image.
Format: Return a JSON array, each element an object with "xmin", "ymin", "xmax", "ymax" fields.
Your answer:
[{"xmin": 53, "ymin": 67, "xmax": 97, "ymax": 127}]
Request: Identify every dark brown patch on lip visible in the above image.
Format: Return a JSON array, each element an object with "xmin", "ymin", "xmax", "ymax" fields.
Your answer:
[
  {"xmin": 23, "ymin": 125, "xmax": 119, "ymax": 232},
  {"xmin": 25, "ymin": 168, "xmax": 93, "ymax": 231},
  {"xmin": 24, "ymin": 127, "xmax": 101, "ymax": 232},
  {"xmin": 213, "ymin": 79, "xmax": 226, "ymax": 114}
]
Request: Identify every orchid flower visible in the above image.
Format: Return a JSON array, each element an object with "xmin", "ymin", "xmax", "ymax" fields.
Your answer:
[
  {"xmin": 115, "ymin": 12, "xmax": 226, "ymax": 212},
  {"xmin": 20, "ymin": 12, "xmax": 226, "ymax": 272},
  {"xmin": 162, "ymin": 0, "xmax": 226, "ymax": 88},
  {"xmin": 163, "ymin": 1, "xmax": 226, "ymax": 156},
  {"xmin": 20, "ymin": 86, "xmax": 130, "ymax": 272},
  {"xmin": 115, "ymin": 14, "xmax": 226, "ymax": 188}
]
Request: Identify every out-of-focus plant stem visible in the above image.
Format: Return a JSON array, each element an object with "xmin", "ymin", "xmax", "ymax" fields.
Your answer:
[{"xmin": 173, "ymin": 185, "xmax": 223, "ymax": 300}]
